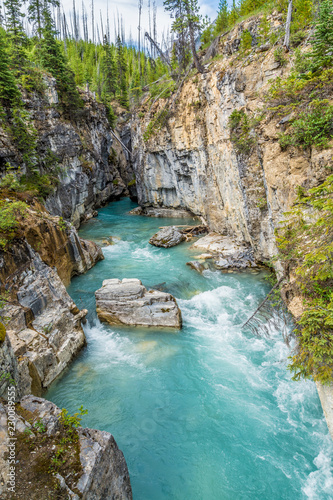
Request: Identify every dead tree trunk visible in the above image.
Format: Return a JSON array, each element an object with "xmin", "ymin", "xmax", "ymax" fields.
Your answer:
[
  {"xmin": 284, "ymin": 0, "xmax": 293, "ymax": 50},
  {"xmin": 145, "ymin": 32, "xmax": 172, "ymax": 69}
]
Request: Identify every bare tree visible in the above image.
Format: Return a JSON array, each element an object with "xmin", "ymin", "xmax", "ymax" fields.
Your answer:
[
  {"xmin": 91, "ymin": 0, "xmax": 94, "ymax": 43},
  {"xmin": 284, "ymin": 0, "xmax": 293, "ymax": 50},
  {"xmin": 138, "ymin": 0, "xmax": 143, "ymax": 73},
  {"xmin": 145, "ymin": 31, "xmax": 172, "ymax": 69}
]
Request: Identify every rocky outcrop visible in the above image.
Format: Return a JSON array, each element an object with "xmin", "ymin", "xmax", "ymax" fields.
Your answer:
[
  {"xmin": 132, "ymin": 13, "xmax": 331, "ymax": 264},
  {"xmin": 149, "ymin": 226, "xmax": 186, "ymax": 248},
  {"xmin": 0, "ymin": 203, "xmax": 107, "ymax": 398},
  {"xmin": 95, "ymin": 278, "xmax": 182, "ymax": 328},
  {"xmin": 191, "ymin": 233, "xmax": 258, "ymax": 270},
  {"xmin": 0, "ymin": 243, "xmax": 87, "ymax": 399},
  {"xmin": 129, "ymin": 206, "xmax": 196, "ymax": 218},
  {"xmin": 0, "ymin": 396, "xmax": 132, "ymax": 499},
  {"xmin": 15, "ymin": 205, "xmax": 104, "ymax": 286},
  {"xmin": 0, "ymin": 79, "xmax": 135, "ymax": 228}
]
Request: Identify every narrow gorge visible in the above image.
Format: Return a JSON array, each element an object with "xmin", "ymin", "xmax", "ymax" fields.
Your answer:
[{"xmin": 0, "ymin": 1, "xmax": 333, "ymax": 498}]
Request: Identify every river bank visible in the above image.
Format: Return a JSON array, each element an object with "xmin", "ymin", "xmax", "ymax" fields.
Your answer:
[{"xmin": 46, "ymin": 198, "xmax": 333, "ymax": 500}]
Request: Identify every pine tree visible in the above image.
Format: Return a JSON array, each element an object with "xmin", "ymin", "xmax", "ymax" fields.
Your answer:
[
  {"xmin": 0, "ymin": 30, "xmax": 20, "ymax": 104},
  {"xmin": 40, "ymin": 6, "xmax": 82, "ymax": 111},
  {"xmin": 116, "ymin": 35, "xmax": 129, "ymax": 109},
  {"xmin": 311, "ymin": 0, "xmax": 333, "ymax": 69},
  {"xmin": 27, "ymin": 0, "xmax": 60, "ymax": 38},
  {"xmin": 102, "ymin": 35, "xmax": 117, "ymax": 98},
  {"xmin": 164, "ymin": 0, "xmax": 203, "ymax": 73},
  {"xmin": 214, "ymin": 0, "xmax": 229, "ymax": 35},
  {"xmin": 4, "ymin": 0, "xmax": 27, "ymax": 73},
  {"xmin": 228, "ymin": 0, "xmax": 239, "ymax": 26}
]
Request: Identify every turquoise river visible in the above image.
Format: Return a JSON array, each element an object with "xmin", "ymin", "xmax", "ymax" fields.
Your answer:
[{"xmin": 46, "ymin": 198, "xmax": 333, "ymax": 500}]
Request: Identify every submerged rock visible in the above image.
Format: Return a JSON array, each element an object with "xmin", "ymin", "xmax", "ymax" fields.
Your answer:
[
  {"xmin": 186, "ymin": 261, "xmax": 206, "ymax": 274},
  {"xmin": 95, "ymin": 278, "xmax": 182, "ymax": 328},
  {"xmin": 0, "ymin": 396, "xmax": 132, "ymax": 500},
  {"xmin": 149, "ymin": 226, "xmax": 186, "ymax": 248}
]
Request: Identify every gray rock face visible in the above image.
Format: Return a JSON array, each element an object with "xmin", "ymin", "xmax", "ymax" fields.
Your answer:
[
  {"xmin": 0, "ymin": 78, "xmax": 135, "ymax": 228},
  {"xmin": 95, "ymin": 278, "xmax": 182, "ymax": 328},
  {"xmin": 0, "ymin": 244, "xmax": 87, "ymax": 399},
  {"xmin": 214, "ymin": 249, "xmax": 257, "ymax": 269},
  {"xmin": 131, "ymin": 15, "xmax": 331, "ymax": 265},
  {"xmin": 149, "ymin": 226, "xmax": 186, "ymax": 248},
  {"xmin": 0, "ymin": 396, "xmax": 132, "ymax": 500},
  {"xmin": 190, "ymin": 233, "xmax": 258, "ymax": 270},
  {"xmin": 129, "ymin": 206, "xmax": 195, "ymax": 218}
]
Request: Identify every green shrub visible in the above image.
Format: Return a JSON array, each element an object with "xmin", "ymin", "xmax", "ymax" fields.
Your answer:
[
  {"xmin": 0, "ymin": 200, "xmax": 27, "ymax": 247},
  {"xmin": 0, "ymin": 322, "xmax": 6, "ymax": 343},
  {"xmin": 228, "ymin": 109, "xmax": 256, "ymax": 155},
  {"xmin": 274, "ymin": 47, "xmax": 287, "ymax": 66},
  {"xmin": 279, "ymin": 100, "xmax": 333, "ymax": 149},
  {"xmin": 143, "ymin": 109, "xmax": 169, "ymax": 142},
  {"xmin": 59, "ymin": 406, "xmax": 88, "ymax": 439},
  {"xmin": 276, "ymin": 174, "xmax": 333, "ymax": 383},
  {"xmin": 290, "ymin": 32, "xmax": 306, "ymax": 47}
]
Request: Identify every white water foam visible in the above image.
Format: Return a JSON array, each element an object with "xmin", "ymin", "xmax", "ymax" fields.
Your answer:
[
  {"xmin": 83, "ymin": 320, "xmax": 147, "ymax": 371},
  {"xmin": 302, "ymin": 435, "xmax": 333, "ymax": 499}
]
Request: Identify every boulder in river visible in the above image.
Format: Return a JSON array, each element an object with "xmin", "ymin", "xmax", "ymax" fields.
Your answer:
[
  {"xmin": 149, "ymin": 226, "xmax": 186, "ymax": 248},
  {"xmin": 186, "ymin": 261, "xmax": 206, "ymax": 274},
  {"xmin": 95, "ymin": 279, "xmax": 182, "ymax": 328},
  {"xmin": 192, "ymin": 233, "xmax": 258, "ymax": 270}
]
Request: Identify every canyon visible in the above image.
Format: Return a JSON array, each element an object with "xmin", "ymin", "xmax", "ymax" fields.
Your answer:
[{"xmin": 0, "ymin": 10, "xmax": 332, "ymax": 498}]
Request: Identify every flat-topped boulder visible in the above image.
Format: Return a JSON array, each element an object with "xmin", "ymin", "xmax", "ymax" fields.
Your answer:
[
  {"xmin": 149, "ymin": 226, "xmax": 186, "ymax": 248},
  {"xmin": 191, "ymin": 233, "xmax": 258, "ymax": 270},
  {"xmin": 191, "ymin": 233, "xmax": 247, "ymax": 255},
  {"xmin": 95, "ymin": 279, "xmax": 182, "ymax": 328}
]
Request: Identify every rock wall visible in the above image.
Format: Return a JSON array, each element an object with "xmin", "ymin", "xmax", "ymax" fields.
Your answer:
[
  {"xmin": 0, "ymin": 396, "xmax": 133, "ymax": 499},
  {"xmin": 132, "ymin": 14, "xmax": 332, "ymax": 263},
  {"xmin": 0, "ymin": 78, "xmax": 135, "ymax": 228},
  {"xmin": 0, "ymin": 207, "xmax": 104, "ymax": 398}
]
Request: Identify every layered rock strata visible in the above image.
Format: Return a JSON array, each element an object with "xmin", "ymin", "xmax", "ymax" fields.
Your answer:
[
  {"xmin": 0, "ymin": 396, "xmax": 133, "ymax": 499},
  {"xmin": 149, "ymin": 226, "xmax": 186, "ymax": 248},
  {"xmin": 0, "ymin": 208, "xmax": 103, "ymax": 398},
  {"xmin": 132, "ymin": 14, "xmax": 331, "ymax": 264},
  {"xmin": 95, "ymin": 278, "xmax": 182, "ymax": 328}
]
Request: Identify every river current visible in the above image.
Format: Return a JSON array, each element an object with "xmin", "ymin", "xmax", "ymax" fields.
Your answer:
[{"xmin": 46, "ymin": 198, "xmax": 333, "ymax": 500}]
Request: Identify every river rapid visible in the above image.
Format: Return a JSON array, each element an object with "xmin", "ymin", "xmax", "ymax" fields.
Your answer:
[{"xmin": 46, "ymin": 198, "xmax": 333, "ymax": 500}]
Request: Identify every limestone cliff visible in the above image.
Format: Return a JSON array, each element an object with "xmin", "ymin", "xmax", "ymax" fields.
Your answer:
[
  {"xmin": 132, "ymin": 13, "xmax": 332, "ymax": 263},
  {"xmin": 0, "ymin": 206, "xmax": 103, "ymax": 398},
  {"xmin": 0, "ymin": 78, "xmax": 136, "ymax": 228}
]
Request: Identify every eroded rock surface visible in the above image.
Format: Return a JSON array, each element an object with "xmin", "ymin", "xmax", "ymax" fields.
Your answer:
[
  {"xmin": 131, "ymin": 14, "xmax": 331, "ymax": 265},
  {"xmin": 0, "ymin": 245, "xmax": 87, "ymax": 399},
  {"xmin": 190, "ymin": 233, "xmax": 258, "ymax": 270},
  {"xmin": 149, "ymin": 226, "xmax": 186, "ymax": 248},
  {"xmin": 0, "ymin": 396, "xmax": 132, "ymax": 500},
  {"xmin": 95, "ymin": 278, "xmax": 182, "ymax": 328},
  {"xmin": 129, "ymin": 206, "xmax": 196, "ymax": 218}
]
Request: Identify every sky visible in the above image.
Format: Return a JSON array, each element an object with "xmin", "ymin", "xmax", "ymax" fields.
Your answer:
[{"xmin": 62, "ymin": 0, "xmax": 220, "ymax": 44}]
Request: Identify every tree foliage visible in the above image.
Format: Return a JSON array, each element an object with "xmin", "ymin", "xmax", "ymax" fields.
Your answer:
[{"xmin": 276, "ymin": 175, "xmax": 333, "ymax": 384}]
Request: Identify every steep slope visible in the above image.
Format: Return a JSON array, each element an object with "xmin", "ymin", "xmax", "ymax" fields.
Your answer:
[{"xmin": 132, "ymin": 12, "xmax": 332, "ymax": 263}]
